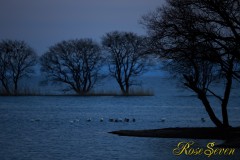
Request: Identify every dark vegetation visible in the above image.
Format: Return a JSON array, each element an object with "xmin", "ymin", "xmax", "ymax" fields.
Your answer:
[{"xmin": 142, "ymin": 0, "xmax": 240, "ymax": 128}]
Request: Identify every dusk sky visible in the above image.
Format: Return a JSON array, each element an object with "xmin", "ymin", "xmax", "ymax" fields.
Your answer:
[{"xmin": 0, "ymin": 0, "xmax": 163, "ymax": 54}]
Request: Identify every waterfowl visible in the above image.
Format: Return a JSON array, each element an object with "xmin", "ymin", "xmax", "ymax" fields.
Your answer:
[
  {"xmin": 87, "ymin": 118, "xmax": 92, "ymax": 122},
  {"xmin": 124, "ymin": 118, "xmax": 129, "ymax": 122},
  {"xmin": 161, "ymin": 118, "xmax": 166, "ymax": 122},
  {"xmin": 118, "ymin": 118, "xmax": 123, "ymax": 122},
  {"xmin": 109, "ymin": 118, "xmax": 114, "ymax": 122}
]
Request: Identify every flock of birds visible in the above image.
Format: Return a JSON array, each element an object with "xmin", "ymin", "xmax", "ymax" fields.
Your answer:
[
  {"xmin": 30, "ymin": 117, "xmax": 207, "ymax": 123},
  {"xmin": 86, "ymin": 118, "xmax": 135, "ymax": 123},
  {"xmin": 84, "ymin": 118, "xmax": 206, "ymax": 123}
]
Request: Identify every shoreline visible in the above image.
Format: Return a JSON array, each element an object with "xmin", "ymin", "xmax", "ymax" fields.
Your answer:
[
  {"xmin": 109, "ymin": 127, "xmax": 240, "ymax": 148},
  {"xmin": 0, "ymin": 91, "xmax": 154, "ymax": 97}
]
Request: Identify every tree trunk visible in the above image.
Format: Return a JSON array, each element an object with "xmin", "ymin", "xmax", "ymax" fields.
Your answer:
[
  {"xmin": 222, "ymin": 104, "xmax": 230, "ymax": 128},
  {"xmin": 1, "ymin": 80, "xmax": 10, "ymax": 95},
  {"xmin": 221, "ymin": 61, "xmax": 233, "ymax": 128},
  {"xmin": 125, "ymin": 82, "xmax": 129, "ymax": 95},
  {"xmin": 118, "ymin": 81, "xmax": 126, "ymax": 94},
  {"xmin": 14, "ymin": 81, "xmax": 18, "ymax": 95},
  {"xmin": 198, "ymin": 92, "xmax": 223, "ymax": 128},
  {"xmin": 73, "ymin": 85, "xmax": 83, "ymax": 95}
]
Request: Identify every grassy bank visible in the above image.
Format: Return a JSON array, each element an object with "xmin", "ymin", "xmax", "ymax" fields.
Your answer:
[{"xmin": 0, "ymin": 88, "xmax": 154, "ymax": 96}]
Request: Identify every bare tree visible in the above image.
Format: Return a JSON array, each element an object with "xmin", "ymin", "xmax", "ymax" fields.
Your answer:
[
  {"xmin": 0, "ymin": 40, "xmax": 37, "ymax": 95},
  {"xmin": 102, "ymin": 31, "xmax": 150, "ymax": 94},
  {"xmin": 0, "ymin": 47, "xmax": 10, "ymax": 94},
  {"xmin": 40, "ymin": 39, "xmax": 104, "ymax": 94},
  {"xmin": 142, "ymin": 0, "xmax": 240, "ymax": 128}
]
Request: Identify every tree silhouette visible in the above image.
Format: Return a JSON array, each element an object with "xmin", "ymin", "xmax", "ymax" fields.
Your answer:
[
  {"xmin": 102, "ymin": 31, "xmax": 150, "ymax": 94},
  {"xmin": 0, "ymin": 40, "xmax": 37, "ymax": 95},
  {"xmin": 40, "ymin": 39, "xmax": 104, "ymax": 94},
  {"xmin": 142, "ymin": 0, "xmax": 240, "ymax": 128}
]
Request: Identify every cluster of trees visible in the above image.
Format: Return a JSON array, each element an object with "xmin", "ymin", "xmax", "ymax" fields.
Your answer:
[
  {"xmin": 142, "ymin": 0, "xmax": 240, "ymax": 128},
  {"xmin": 0, "ymin": 31, "xmax": 151, "ymax": 95}
]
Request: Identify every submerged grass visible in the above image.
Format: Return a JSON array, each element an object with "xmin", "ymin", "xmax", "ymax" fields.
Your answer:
[
  {"xmin": 80, "ymin": 89, "xmax": 154, "ymax": 96},
  {"xmin": 0, "ymin": 88, "xmax": 154, "ymax": 97},
  {"xmin": 0, "ymin": 88, "xmax": 42, "ymax": 96}
]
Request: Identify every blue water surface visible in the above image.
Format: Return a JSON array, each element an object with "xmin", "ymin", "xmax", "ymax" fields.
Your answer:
[{"xmin": 0, "ymin": 77, "xmax": 240, "ymax": 160}]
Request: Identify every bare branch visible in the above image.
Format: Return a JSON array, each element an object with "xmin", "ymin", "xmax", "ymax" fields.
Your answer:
[
  {"xmin": 40, "ymin": 39, "xmax": 104, "ymax": 94},
  {"xmin": 102, "ymin": 31, "xmax": 152, "ymax": 94}
]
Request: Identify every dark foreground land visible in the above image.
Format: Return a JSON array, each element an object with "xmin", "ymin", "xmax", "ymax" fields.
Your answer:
[{"xmin": 110, "ymin": 127, "xmax": 240, "ymax": 148}]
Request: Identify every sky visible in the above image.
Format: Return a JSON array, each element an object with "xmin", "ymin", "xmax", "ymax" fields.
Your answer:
[{"xmin": 0, "ymin": 0, "xmax": 164, "ymax": 54}]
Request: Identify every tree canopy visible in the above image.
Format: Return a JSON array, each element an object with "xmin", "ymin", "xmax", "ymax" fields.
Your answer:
[
  {"xmin": 40, "ymin": 39, "xmax": 104, "ymax": 94},
  {"xmin": 142, "ymin": 0, "xmax": 240, "ymax": 128},
  {"xmin": 0, "ymin": 40, "xmax": 37, "ymax": 95},
  {"xmin": 102, "ymin": 31, "xmax": 151, "ymax": 94}
]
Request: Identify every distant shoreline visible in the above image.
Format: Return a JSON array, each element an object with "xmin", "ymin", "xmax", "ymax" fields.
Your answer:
[{"xmin": 0, "ymin": 92, "xmax": 154, "ymax": 97}]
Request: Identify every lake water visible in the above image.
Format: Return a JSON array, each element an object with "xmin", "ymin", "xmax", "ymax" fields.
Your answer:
[{"xmin": 0, "ymin": 77, "xmax": 240, "ymax": 160}]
